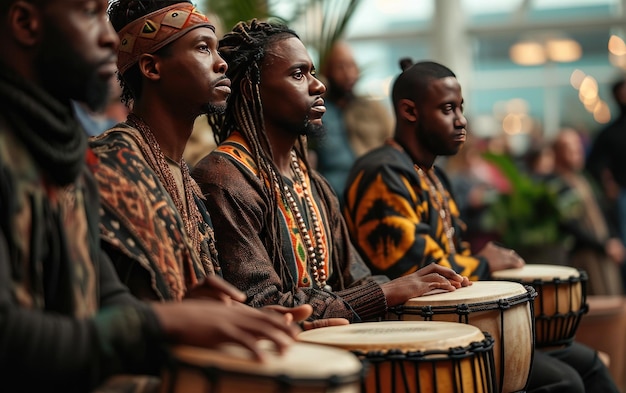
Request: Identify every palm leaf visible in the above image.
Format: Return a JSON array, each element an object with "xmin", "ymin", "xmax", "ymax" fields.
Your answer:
[
  {"xmin": 203, "ymin": 0, "xmax": 362, "ymax": 67},
  {"xmin": 204, "ymin": 0, "xmax": 274, "ymax": 32}
]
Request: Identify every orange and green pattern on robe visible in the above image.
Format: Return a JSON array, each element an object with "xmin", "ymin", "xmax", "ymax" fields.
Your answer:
[{"xmin": 343, "ymin": 144, "xmax": 490, "ymax": 281}]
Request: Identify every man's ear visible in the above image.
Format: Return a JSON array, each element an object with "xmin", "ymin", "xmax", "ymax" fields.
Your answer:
[
  {"xmin": 9, "ymin": 1, "xmax": 42, "ymax": 47},
  {"xmin": 398, "ymin": 98, "xmax": 418, "ymax": 123},
  {"xmin": 137, "ymin": 53, "xmax": 161, "ymax": 81}
]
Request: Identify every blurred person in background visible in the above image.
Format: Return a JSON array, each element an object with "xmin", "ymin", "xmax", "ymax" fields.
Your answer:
[
  {"xmin": 546, "ymin": 128, "xmax": 624, "ymax": 295},
  {"xmin": 586, "ymin": 76, "xmax": 626, "ymax": 288},
  {"xmin": 446, "ymin": 133, "xmax": 510, "ymax": 253}
]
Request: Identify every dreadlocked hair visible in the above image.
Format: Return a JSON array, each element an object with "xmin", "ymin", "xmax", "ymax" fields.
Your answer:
[
  {"xmin": 107, "ymin": 0, "xmax": 190, "ymax": 107},
  {"xmin": 209, "ymin": 19, "xmax": 345, "ymax": 294}
]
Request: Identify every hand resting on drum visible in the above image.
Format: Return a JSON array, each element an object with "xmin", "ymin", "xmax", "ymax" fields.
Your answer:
[
  {"xmin": 185, "ymin": 277, "xmax": 349, "ymax": 331},
  {"xmin": 476, "ymin": 241, "xmax": 525, "ymax": 273},
  {"xmin": 379, "ymin": 264, "xmax": 471, "ymax": 307},
  {"xmin": 263, "ymin": 304, "xmax": 350, "ymax": 331},
  {"xmin": 151, "ymin": 300, "xmax": 303, "ymax": 362}
]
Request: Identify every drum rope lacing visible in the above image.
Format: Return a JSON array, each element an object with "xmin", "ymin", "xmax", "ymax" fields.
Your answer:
[
  {"xmin": 354, "ymin": 334, "xmax": 497, "ymax": 393},
  {"xmin": 530, "ymin": 272, "xmax": 589, "ymax": 348},
  {"xmin": 387, "ymin": 287, "xmax": 538, "ymax": 392}
]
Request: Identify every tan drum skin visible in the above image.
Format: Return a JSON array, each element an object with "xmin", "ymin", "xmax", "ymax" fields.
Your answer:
[
  {"xmin": 387, "ymin": 282, "xmax": 535, "ymax": 393},
  {"xmin": 160, "ymin": 340, "xmax": 363, "ymax": 393},
  {"xmin": 298, "ymin": 320, "xmax": 497, "ymax": 393},
  {"xmin": 492, "ymin": 264, "xmax": 588, "ymax": 349}
]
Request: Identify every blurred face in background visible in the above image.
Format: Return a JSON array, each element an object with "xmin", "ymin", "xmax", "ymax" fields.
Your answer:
[
  {"xmin": 554, "ymin": 129, "xmax": 585, "ymax": 172},
  {"xmin": 324, "ymin": 42, "xmax": 359, "ymax": 96}
]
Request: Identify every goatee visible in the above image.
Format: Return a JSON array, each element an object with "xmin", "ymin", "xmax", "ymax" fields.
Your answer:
[
  {"xmin": 300, "ymin": 119, "xmax": 326, "ymax": 139},
  {"xmin": 203, "ymin": 102, "xmax": 226, "ymax": 116}
]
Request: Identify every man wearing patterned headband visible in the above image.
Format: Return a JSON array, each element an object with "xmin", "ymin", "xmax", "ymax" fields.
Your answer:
[
  {"xmin": 0, "ymin": 0, "xmax": 304, "ymax": 392},
  {"xmin": 94, "ymin": 0, "xmax": 344, "ymax": 333},
  {"xmin": 91, "ymin": 0, "xmax": 227, "ymax": 302},
  {"xmin": 192, "ymin": 20, "xmax": 471, "ymax": 323}
]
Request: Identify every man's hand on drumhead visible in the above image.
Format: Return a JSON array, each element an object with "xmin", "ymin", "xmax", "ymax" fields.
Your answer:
[
  {"xmin": 184, "ymin": 275, "xmax": 247, "ymax": 304},
  {"xmin": 262, "ymin": 304, "xmax": 349, "ymax": 331},
  {"xmin": 415, "ymin": 264, "xmax": 471, "ymax": 288},
  {"xmin": 262, "ymin": 304, "xmax": 313, "ymax": 325},
  {"xmin": 300, "ymin": 318, "xmax": 350, "ymax": 331},
  {"xmin": 477, "ymin": 242, "xmax": 525, "ymax": 272},
  {"xmin": 152, "ymin": 300, "xmax": 301, "ymax": 362},
  {"xmin": 380, "ymin": 264, "xmax": 470, "ymax": 307}
]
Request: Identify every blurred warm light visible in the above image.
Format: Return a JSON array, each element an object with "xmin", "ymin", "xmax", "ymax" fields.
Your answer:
[
  {"xmin": 502, "ymin": 113, "xmax": 523, "ymax": 134},
  {"xmin": 570, "ymin": 69, "xmax": 586, "ymax": 90},
  {"xmin": 506, "ymin": 98, "xmax": 529, "ymax": 114},
  {"xmin": 581, "ymin": 94, "xmax": 599, "ymax": 111},
  {"xmin": 510, "ymin": 36, "xmax": 582, "ymax": 66},
  {"xmin": 496, "ymin": 98, "xmax": 533, "ymax": 136},
  {"xmin": 593, "ymin": 101, "xmax": 611, "ymax": 123},
  {"xmin": 510, "ymin": 40, "xmax": 546, "ymax": 66},
  {"xmin": 608, "ymin": 35, "xmax": 626, "ymax": 56},
  {"xmin": 502, "ymin": 113, "xmax": 533, "ymax": 135},
  {"xmin": 578, "ymin": 76, "xmax": 598, "ymax": 100},
  {"xmin": 545, "ymin": 38, "xmax": 582, "ymax": 62}
]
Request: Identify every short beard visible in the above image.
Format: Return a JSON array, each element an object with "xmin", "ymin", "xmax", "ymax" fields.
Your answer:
[
  {"xmin": 36, "ymin": 25, "xmax": 110, "ymax": 111},
  {"xmin": 300, "ymin": 115, "xmax": 326, "ymax": 139},
  {"xmin": 202, "ymin": 102, "xmax": 226, "ymax": 116}
]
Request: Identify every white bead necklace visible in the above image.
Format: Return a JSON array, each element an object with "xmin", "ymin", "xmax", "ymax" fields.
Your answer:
[{"xmin": 273, "ymin": 151, "xmax": 330, "ymax": 290}]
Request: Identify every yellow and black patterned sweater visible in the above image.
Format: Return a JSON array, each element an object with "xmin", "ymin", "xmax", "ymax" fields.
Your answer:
[{"xmin": 343, "ymin": 142, "xmax": 490, "ymax": 281}]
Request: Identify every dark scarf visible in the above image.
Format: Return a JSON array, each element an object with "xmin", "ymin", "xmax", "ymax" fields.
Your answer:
[{"xmin": 0, "ymin": 63, "xmax": 86, "ymax": 185}]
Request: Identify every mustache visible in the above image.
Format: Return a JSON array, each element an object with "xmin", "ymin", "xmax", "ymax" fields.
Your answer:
[{"xmin": 212, "ymin": 75, "xmax": 230, "ymax": 87}]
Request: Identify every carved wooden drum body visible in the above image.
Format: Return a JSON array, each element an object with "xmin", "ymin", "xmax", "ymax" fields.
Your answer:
[
  {"xmin": 491, "ymin": 264, "xmax": 588, "ymax": 349},
  {"xmin": 160, "ymin": 341, "xmax": 364, "ymax": 393},
  {"xmin": 299, "ymin": 321, "xmax": 497, "ymax": 393},
  {"xmin": 387, "ymin": 282, "xmax": 536, "ymax": 393}
]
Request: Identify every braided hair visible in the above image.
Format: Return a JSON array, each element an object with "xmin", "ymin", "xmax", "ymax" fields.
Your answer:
[
  {"xmin": 210, "ymin": 19, "xmax": 345, "ymax": 293},
  {"xmin": 107, "ymin": 0, "xmax": 189, "ymax": 106}
]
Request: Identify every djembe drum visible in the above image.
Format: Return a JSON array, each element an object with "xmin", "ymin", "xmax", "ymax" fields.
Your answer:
[
  {"xmin": 298, "ymin": 320, "xmax": 497, "ymax": 393},
  {"xmin": 160, "ymin": 340, "xmax": 364, "ymax": 393},
  {"xmin": 491, "ymin": 264, "xmax": 588, "ymax": 349},
  {"xmin": 386, "ymin": 282, "xmax": 536, "ymax": 393}
]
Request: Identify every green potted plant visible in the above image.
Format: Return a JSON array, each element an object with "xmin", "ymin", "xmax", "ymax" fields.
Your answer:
[{"xmin": 481, "ymin": 152, "xmax": 568, "ymax": 264}]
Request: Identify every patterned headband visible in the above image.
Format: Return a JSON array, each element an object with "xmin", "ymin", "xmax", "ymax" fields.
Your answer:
[{"xmin": 117, "ymin": 2, "xmax": 214, "ymax": 74}]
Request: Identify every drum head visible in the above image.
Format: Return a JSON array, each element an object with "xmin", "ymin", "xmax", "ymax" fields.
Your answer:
[
  {"xmin": 169, "ymin": 340, "xmax": 362, "ymax": 380},
  {"xmin": 404, "ymin": 281, "xmax": 529, "ymax": 307},
  {"xmin": 491, "ymin": 264, "xmax": 580, "ymax": 281},
  {"xmin": 298, "ymin": 321, "xmax": 486, "ymax": 353}
]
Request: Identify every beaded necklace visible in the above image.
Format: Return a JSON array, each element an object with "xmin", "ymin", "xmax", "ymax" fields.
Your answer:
[
  {"xmin": 271, "ymin": 151, "xmax": 330, "ymax": 291},
  {"xmin": 415, "ymin": 165, "xmax": 457, "ymax": 254},
  {"xmin": 126, "ymin": 114, "xmax": 202, "ymax": 256}
]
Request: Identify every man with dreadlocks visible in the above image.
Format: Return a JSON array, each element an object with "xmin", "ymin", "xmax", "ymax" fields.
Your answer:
[
  {"xmin": 191, "ymin": 19, "xmax": 469, "ymax": 322},
  {"xmin": 94, "ymin": 0, "xmax": 344, "ymax": 332},
  {"xmin": 0, "ymin": 0, "xmax": 304, "ymax": 392}
]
